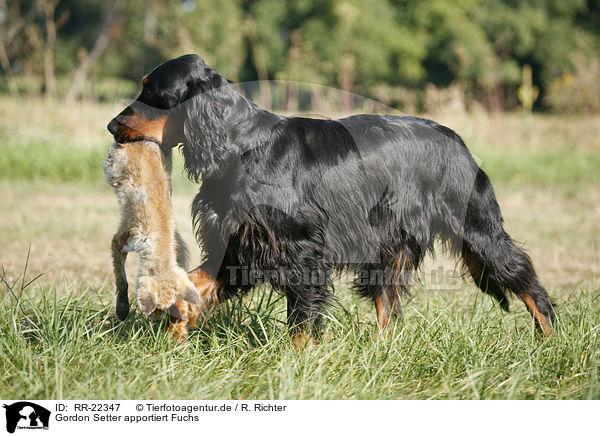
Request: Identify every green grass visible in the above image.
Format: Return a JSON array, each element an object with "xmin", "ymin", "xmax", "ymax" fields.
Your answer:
[
  {"xmin": 1, "ymin": 266, "xmax": 599, "ymax": 400},
  {"xmin": 473, "ymin": 147, "xmax": 600, "ymax": 188},
  {"xmin": 0, "ymin": 141, "xmax": 107, "ymax": 182},
  {"xmin": 0, "ymin": 141, "xmax": 192, "ymax": 185}
]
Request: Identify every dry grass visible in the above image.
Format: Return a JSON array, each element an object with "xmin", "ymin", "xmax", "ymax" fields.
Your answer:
[
  {"xmin": 0, "ymin": 97, "xmax": 123, "ymax": 149},
  {"xmin": 0, "ymin": 178, "xmax": 201, "ymax": 291},
  {"xmin": 429, "ymin": 110, "xmax": 600, "ymax": 152}
]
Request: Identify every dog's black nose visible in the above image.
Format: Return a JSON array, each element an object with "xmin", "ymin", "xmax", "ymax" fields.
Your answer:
[{"xmin": 107, "ymin": 119, "xmax": 120, "ymax": 136}]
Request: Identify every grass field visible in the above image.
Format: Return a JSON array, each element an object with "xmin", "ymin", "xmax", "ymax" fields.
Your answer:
[{"xmin": 0, "ymin": 97, "xmax": 599, "ymax": 399}]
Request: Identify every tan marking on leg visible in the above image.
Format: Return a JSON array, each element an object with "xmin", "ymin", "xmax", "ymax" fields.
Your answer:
[
  {"xmin": 165, "ymin": 268, "xmax": 223, "ymax": 341},
  {"xmin": 374, "ymin": 294, "xmax": 390, "ymax": 331},
  {"xmin": 521, "ymin": 294, "xmax": 552, "ymax": 337},
  {"xmin": 393, "ymin": 251, "xmax": 410, "ymax": 275},
  {"xmin": 187, "ymin": 268, "xmax": 222, "ymax": 309},
  {"xmin": 167, "ymin": 320, "xmax": 190, "ymax": 343},
  {"xmin": 291, "ymin": 328, "xmax": 317, "ymax": 349},
  {"xmin": 166, "ymin": 299, "xmax": 198, "ymax": 343}
]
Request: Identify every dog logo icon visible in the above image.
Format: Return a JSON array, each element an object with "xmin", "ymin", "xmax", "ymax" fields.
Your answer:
[{"xmin": 2, "ymin": 402, "xmax": 50, "ymax": 433}]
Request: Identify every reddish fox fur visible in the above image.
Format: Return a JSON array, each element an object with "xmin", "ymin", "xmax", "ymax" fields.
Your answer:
[{"xmin": 104, "ymin": 141, "xmax": 200, "ymax": 322}]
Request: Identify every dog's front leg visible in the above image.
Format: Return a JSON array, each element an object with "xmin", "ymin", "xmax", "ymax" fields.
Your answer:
[
  {"xmin": 166, "ymin": 267, "xmax": 222, "ymax": 342},
  {"xmin": 111, "ymin": 230, "xmax": 130, "ymax": 321}
]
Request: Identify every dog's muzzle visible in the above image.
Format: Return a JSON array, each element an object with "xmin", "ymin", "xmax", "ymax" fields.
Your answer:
[{"xmin": 107, "ymin": 119, "xmax": 121, "ymax": 136}]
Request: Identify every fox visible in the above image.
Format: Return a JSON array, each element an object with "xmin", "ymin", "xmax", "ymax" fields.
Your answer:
[{"xmin": 103, "ymin": 141, "xmax": 200, "ymax": 323}]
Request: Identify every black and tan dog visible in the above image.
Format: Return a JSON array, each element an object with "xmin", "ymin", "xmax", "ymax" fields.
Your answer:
[{"xmin": 108, "ymin": 54, "xmax": 555, "ymax": 343}]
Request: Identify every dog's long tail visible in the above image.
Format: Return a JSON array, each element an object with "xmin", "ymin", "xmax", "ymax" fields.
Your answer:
[{"xmin": 453, "ymin": 168, "xmax": 556, "ymax": 335}]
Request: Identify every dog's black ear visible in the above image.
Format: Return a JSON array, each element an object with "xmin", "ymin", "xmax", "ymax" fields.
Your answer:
[{"xmin": 181, "ymin": 73, "xmax": 229, "ymax": 180}]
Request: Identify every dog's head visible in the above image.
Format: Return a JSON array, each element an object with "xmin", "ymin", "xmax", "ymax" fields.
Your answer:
[{"xmin": 107, "ymin": 54, "xmax": 229, "ymax": 162}]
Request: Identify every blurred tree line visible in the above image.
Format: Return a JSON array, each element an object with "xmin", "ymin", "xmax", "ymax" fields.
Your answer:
[{"xmin": 1, "ymin": 0, "xmax": 598, "ymax": 112}]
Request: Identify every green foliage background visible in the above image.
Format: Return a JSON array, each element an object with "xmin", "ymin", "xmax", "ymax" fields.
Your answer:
[{"xmin": 2, "ymin": 0, "xmax": 599, "ymax": 111}]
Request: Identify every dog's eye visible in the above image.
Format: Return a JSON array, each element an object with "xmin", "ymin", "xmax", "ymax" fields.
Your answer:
[{"xmin": 143, "ymin": 88, "xmax": 154, "ymax": 98}]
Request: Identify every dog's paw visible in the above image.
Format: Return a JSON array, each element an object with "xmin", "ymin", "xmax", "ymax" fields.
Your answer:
[{"xmin": 167, "ymin": 319, "xmax": 190, "ymax": 344}]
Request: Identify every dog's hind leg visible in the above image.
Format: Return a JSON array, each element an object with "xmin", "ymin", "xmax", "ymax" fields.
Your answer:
[
  {"xmin": 357, "ymin": 243, "xmax": 421, "ymax": 331},
  {"xmin": 371, "ymin": 271, "xmax": 409, "ymax": 331},
  {"xmin": 357, "ymin": 266, "xmax": 400, "ymax": 331},
  {"xmin": 111, "ymin": 230, "xmax": 130, "ymax": 321}
]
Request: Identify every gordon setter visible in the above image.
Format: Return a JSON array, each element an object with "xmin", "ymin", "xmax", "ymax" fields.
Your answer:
[{"xmin": 108, "ymin": 54, "xmax": 555, "ymax": 342}]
